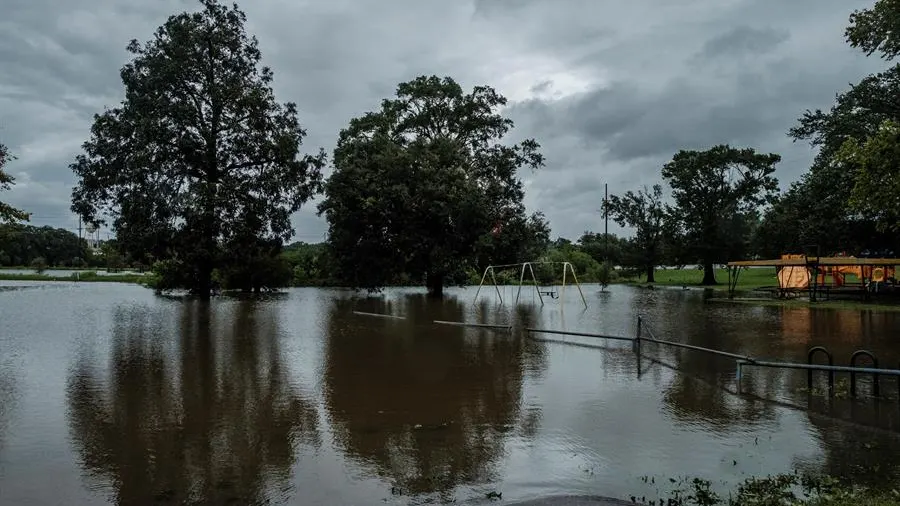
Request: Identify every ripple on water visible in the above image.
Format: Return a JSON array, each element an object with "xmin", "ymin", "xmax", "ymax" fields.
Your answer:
[{"xmin": 0, "ymin": 284, "xmax": 899, "ymax": 505}]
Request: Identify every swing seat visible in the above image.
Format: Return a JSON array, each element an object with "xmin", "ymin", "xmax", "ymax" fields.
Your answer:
[{"xmin": 539, "ymin": 289, "xmax": 558, "ymax": 299}]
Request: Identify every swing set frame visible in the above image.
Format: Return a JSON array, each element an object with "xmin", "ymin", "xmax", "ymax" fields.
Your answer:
[{"xmin": 472, "ymin": 261, "xmax": 588, "ymax": 307}]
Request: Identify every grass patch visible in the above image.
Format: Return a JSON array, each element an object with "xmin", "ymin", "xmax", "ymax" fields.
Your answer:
[
  {"xmin": 0, "ymin": 271, "xmax": 150, "ymax": 285},
  {"xmin": 708, "ymin": 297, "xmax": 900, "ymax": 312},
  {"xmin": 0, "ymin": 266, "xmax": 104, "ymax": 271},
  {"xmin": 644, "ymin": 473, "xmax": 900, "ymax": 505},
  {"xmin": 616, "ymin": 267, "xmax": 777, "ymax": 290}
]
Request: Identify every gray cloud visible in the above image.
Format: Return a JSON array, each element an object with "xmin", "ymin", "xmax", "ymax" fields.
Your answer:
[
  {"xmin": 0, "ymin": 0, "xmax": 890, "ymax": 242},
  {"xmin": 698, "ymin": 26, "xmax": 790, "ymax": 60}
]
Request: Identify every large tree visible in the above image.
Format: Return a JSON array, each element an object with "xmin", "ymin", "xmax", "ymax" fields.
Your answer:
[
  {"xmin": 70, "ymin": 0, "xmax": 324, "ymax": 298},
  {"xmin": 662, "ymin": 145, "xmax": 780, "ymax": 285},
  {"xmin": 603, "ymin": 184, "xmax": 670, "ymax": 283},
  {"xmin": 758, "ymin": 3, "xmax": 900, "ymax": 257},
  {"xmin": 0, "ymin": 143, "xmax": 29, "ymax": 224},
  {"xmin": 318, "ymin": 75, "xmax": 544, "ymax": 297}
]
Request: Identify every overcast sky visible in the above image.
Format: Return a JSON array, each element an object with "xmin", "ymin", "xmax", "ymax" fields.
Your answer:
[{"xmin": 0, "ymin": 0, "xmax": 887, "ymax": 241}]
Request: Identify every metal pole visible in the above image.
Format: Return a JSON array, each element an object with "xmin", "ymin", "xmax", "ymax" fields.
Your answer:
[
  {"xmin": 516, "ymin": 263, "xmax": 527, "ymax": 304},
  {"xmin": 526, "ymin": 328, "xmax": 635, "ymax": 342},
  {"xmin": 739, "ymin": 360, "xmax": 900, "ymax": 377},
  {"xmin": 561, "ymin": 262, "xmax": 567, "ymax": 305},
  {"xmin": 353, "ymin": 311, "xmax": 406, "ymax": 320},
  {"xmin": 634, "ymin": 316, "xmax": 642, "ymax": 355},
  {"xmin": 604, "ymin": 183, "xmax": 608, "ymax": 265},
  {"xmin": 489, "ymin": 267, "xmax": 503, "ymax": 304},
  {"xmin": 566, "ymin": 262, "xmax": 588, "ymax": 307},
  {"xmin": 473, "ymin": 266, "xmax": 490, "ymax": 303},
  {"xmin": 434, "ymin": 320, "xmax": 512, "ymax": 331},
  {"xmin": 527, "ymin": 263, "xmax": 544, "ymax": 306}
]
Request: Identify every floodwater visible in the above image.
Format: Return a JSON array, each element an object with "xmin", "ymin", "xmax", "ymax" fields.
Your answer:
[{"xmin": 1, "ymin": 282, "xmax": 900, "ymax": 505}]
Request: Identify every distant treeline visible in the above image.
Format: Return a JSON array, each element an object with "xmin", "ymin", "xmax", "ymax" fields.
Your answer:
[{"xmin": 0, "ymin": 223, "xmax": 125, "ymax": 270}]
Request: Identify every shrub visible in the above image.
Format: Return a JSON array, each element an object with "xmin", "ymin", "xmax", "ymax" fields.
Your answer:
[{"xmin": 31, "ymin": 256, "xmax": 47, "ymax": 274}]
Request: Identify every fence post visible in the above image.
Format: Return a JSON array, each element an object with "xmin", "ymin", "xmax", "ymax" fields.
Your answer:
[
  {"xmin": 634, "ymin": 316, "xmax": 642, "ymax": 356},
  {"xmin": 850, "ymin": 350, "xmax": 880, "ymax": 398},
  {"xmin": 807, "ymin": 346, "xmax": 835, "ymax": 396}
]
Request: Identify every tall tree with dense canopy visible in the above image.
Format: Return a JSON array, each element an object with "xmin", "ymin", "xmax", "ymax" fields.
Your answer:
[
  {"xmin": 0, "ymin": 143, "xmax": 29, "ymax": 224},
  {"xmin": 758, "ymin": 3, "xmax": 900, "ymax": 257},
  {"xmin": 603, "ymin": 184, "xmax": 670, "ymax": 283},
  {"xmin": 318, "ymin": 75, "xmax": 544, "ymax": 296},
  {"xmin": 662, "ymin": 145, "xmax": 780, "ymax": 285},
  {"xmin": 70, "ymin": 0, "xmax": 324, "ymax": 297}
]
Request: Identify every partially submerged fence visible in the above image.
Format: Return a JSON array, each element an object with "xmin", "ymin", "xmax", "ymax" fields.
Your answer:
[
  {"xmin": 354, "ymin": 310, "xmax": 900, "ymax": 400},
  {"xmin": 529, "ymin": 316, "xmax": 900, "ymax": 400}
]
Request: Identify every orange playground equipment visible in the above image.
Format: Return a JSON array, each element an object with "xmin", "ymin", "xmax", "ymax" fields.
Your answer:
[{"xmin": 727, "ymin": 253, "xmax": 900, "ymax": 301}]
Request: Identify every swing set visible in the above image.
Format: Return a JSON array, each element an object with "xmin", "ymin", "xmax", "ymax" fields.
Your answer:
[{"xmin": 472, "ymin": 261, "xmax": 588, "ymax": 307}]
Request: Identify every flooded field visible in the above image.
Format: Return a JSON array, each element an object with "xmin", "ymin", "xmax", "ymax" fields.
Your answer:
[{"xmin": 1, "ymin": 281, "xmax": 900, "ymax": 505}]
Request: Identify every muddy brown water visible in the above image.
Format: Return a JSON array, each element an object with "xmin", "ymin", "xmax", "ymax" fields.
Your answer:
[{"xmin": 1, "ymin": 282, "xmax": 900, "ymax": 505}]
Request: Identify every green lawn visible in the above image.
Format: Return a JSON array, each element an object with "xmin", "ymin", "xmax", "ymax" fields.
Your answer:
[
  {"xmin": 616, "ymin": 267, "xmax": 777, "ymax": 289},
  {"xmin": 0, "ymin": 271, "xmax": 149, "ymax": 284}
]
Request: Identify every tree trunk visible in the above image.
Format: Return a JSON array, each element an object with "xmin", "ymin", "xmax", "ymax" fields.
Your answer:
[
  {"xmin": 701, "ymin": 261, "xmax": 717, "ymax": 285},
  {"xmin": 426, "ymin": 271, "xmax": 444, "ymax": 298},
  {"xmin": 646, "ymin": 264, "xmax": 655, "ymax": 283},
  {"xmin": 197, "ymin": 260, "xmax": 213, "ymax": 299}
]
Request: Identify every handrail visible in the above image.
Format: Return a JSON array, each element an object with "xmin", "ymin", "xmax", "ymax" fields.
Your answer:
[
  {"xmin": 525, "ymin": 328, "xmax": 634, "ymax": 342},
  {"xmin": 434, "ymin": 320, "xmax": 512, "ymax": 331},
  {"xmin": 807, "ymin": 346, "xmax": 835, "ymax": 393},
  {"xmin": 738, "ymin": 359, "xmax": 900, "ymax": 376},
  {"xmin": 528, "ymin": 315, "xmax": 900, "ymax": 401},
  {"xmin": 352, "ymin": 311, "xmax": 406, "ymax": 320},
  {"xmin": 850, "ymin": 350, "xmax": 880, "ymax": 397}
]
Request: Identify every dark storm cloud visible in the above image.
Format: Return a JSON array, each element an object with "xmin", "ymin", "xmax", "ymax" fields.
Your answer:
[
  {"xmin": 0, "ymin": 0, "xmax": 891, "ymax": 240},
  {"xmin": 698, "ymin": 26, "xmax": 790, "ymax": 60}
]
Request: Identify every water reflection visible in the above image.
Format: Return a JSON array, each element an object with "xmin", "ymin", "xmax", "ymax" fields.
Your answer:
[
  {"xmin": 0, "ymin": 364, "xmax": 15, "ymax": 455},
  {"xmin": 66, "ymin": 299, "xmax": 319, "ymax": 505},
  {"xmin": 322, "ymin": 293, "xmax": 543, "ymax": 500},
  {"xmin": 801, "ymin": 412, "xmax": 900, "ymax": 487}
]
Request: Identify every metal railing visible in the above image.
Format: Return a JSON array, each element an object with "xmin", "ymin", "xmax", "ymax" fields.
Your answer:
[
  {"xmin": 352, "ymin": 308, "xmax": 900, "ymax": 400},
  {"xmin": 526, "ymin": 315, "xmax": 900, "ymax": 400}
]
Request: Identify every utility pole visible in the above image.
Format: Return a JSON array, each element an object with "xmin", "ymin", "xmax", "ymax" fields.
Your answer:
[
  {"xmin": 604, "ymin": 183, "xmax": 609, "ymax": 264},
  {"xmin": 78, "ymin": 216, "xmax": 82, "ymax": 241}
]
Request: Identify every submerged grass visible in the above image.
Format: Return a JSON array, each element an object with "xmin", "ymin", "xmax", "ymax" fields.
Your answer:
[
  {"xmin": 708, "ymin": 297, "xmax": 900, "ymax": 312},
  {"xmin": 642, "ymin": 473, "xmax": 900, "ymax": 505}
]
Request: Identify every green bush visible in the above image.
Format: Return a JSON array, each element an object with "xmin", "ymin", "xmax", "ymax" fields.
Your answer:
[
  {"xmin": 596, "ymin": 261, "xmax": 616, "ymax": 285},
  {"xmin": 31, "ymin": 256, "xmax": 47, "ymax": 274}
]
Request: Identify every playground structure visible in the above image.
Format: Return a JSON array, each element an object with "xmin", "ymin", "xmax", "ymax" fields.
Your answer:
[
  {"xmin": 727, "ymin": 252, "xmax": 900, "ymax": 301},
  {"xmin": 472, "ymin": 261, "xmax": 588, "ymax": 308}
]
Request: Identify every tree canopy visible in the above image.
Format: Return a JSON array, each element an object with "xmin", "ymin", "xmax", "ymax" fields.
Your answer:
[
  {"xmin": 70, "ymin": 0, "xmax": 323, "ymax": 297},
  {"xmin": 318, "ymin": 75, "xmax": 544, "ymax": 296},
  {"xmin": 755, "ymin": 5, "xmax": 900, "ymax": 258},
  {"xmin": 662, "ymin": 145, "xmax": 780, "ymax": 285},
  {"xmin": 837, "ymin": 119, "xmax": 900, "ymax": 233},
  {"xmin": 0, "ymin": 224, "xmax": 90, "ymax": 267},
  {"xmin": 604, "ymin": 184, "xmax": 670, "ymax": 283},
  {"xmin": 846, "ymin": 0, "xmax": 900, "ymax": 60},
  {"xmin": 0, "ymin": 143, "xmax": 29, "ymax": 224}
]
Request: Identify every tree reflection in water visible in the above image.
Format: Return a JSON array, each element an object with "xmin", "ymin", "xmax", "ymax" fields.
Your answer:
[
  {"xmin": 323, "ymin": 293, "xmax": 543, "ymax": 501},
  {"xmin": 66, "ymin": 298, "xmax": 319, "ymax": 505},
  {"xmin": 0, "ymin": 363, "xmax": 14, "ymax": 455}
]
